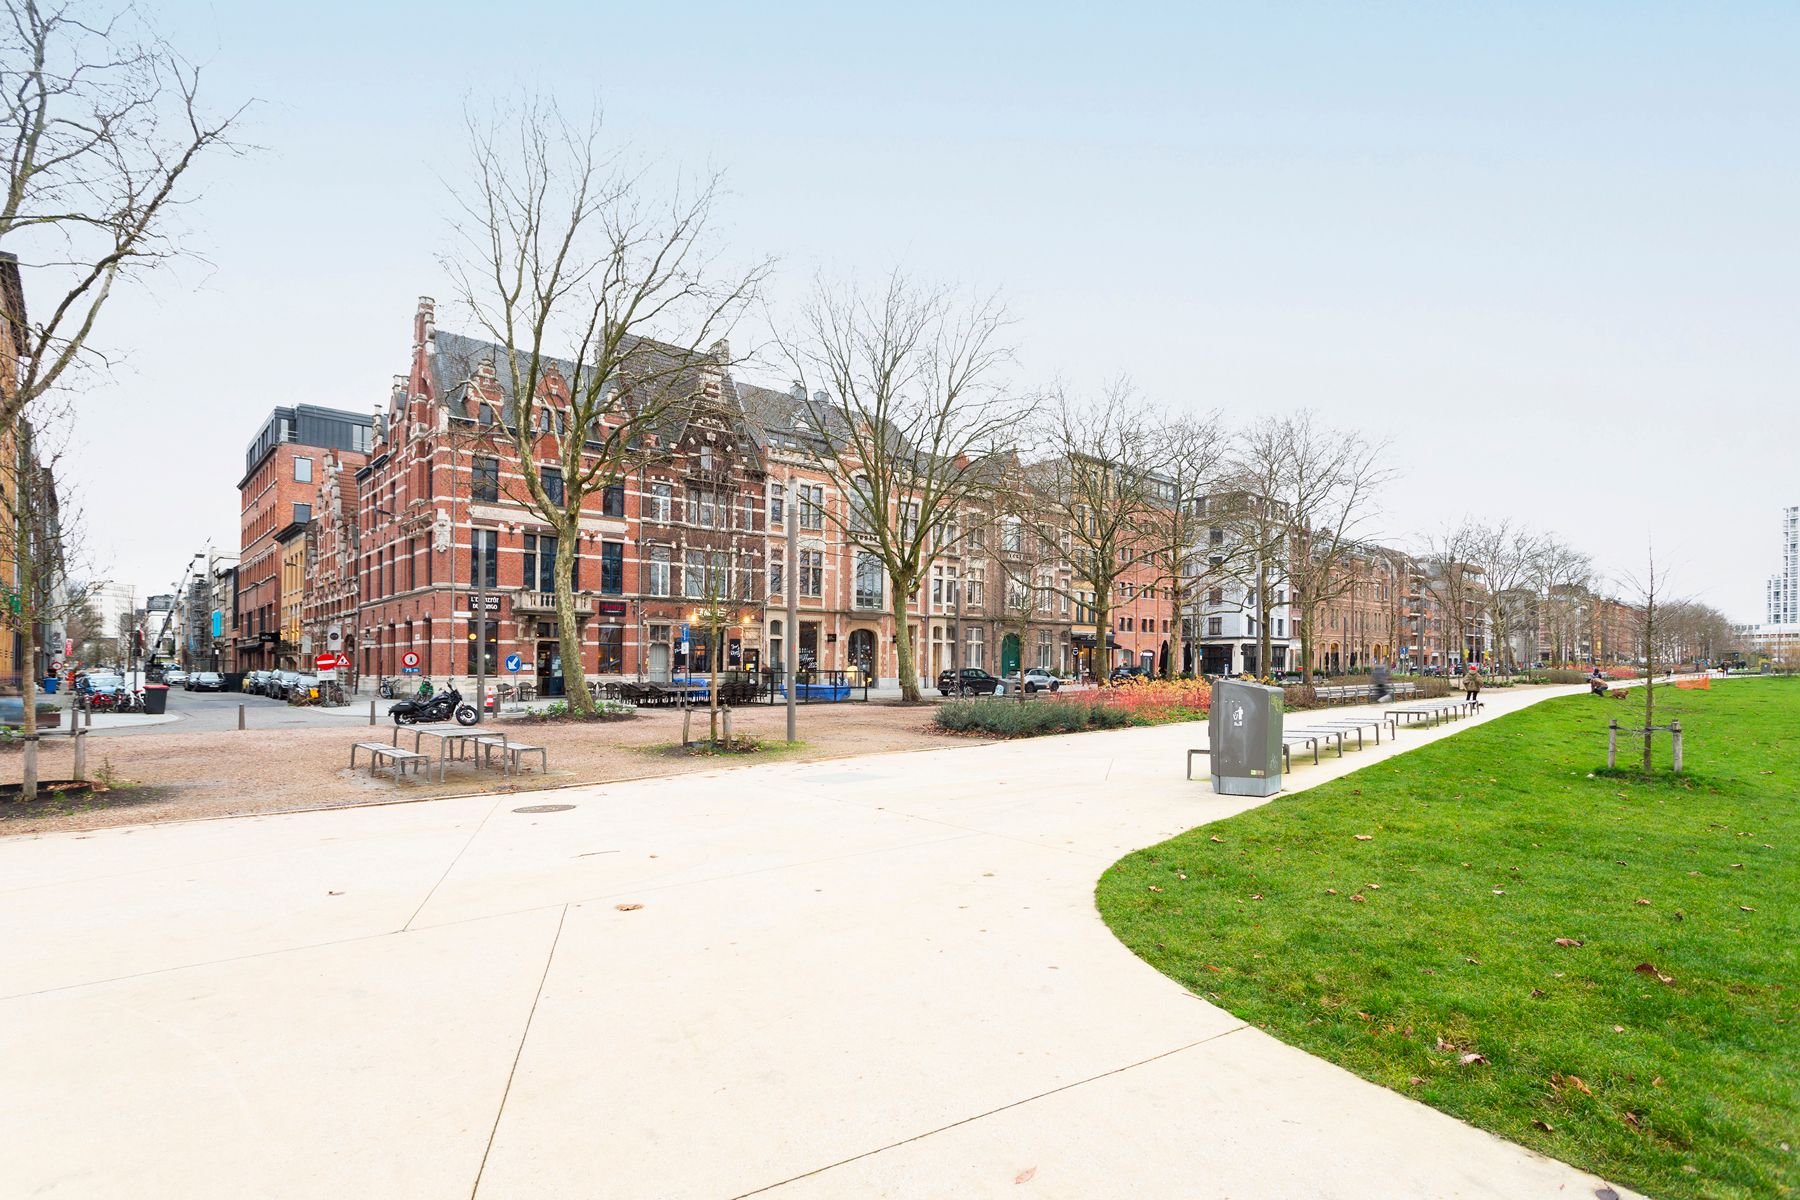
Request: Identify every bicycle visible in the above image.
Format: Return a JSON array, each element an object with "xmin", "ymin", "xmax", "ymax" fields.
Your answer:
[{"xmin": 377, "ymin": 676, "xmax": 398, "ymax": 699}]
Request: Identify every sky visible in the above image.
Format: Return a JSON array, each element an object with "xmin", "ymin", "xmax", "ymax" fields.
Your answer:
[{"xmin": 55, "ymin": 0, "xmax": 1798, "ymax": 619}]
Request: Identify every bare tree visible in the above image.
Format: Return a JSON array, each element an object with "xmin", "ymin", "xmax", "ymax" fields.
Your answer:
[
  {"xmin": 1025, "ymin": 384, "xmax": 1164, "ymax": 685},
  {"xmin": 1464, "ymin": 520, "xmax": 1543, "ymax": 673},
  {"xmin": 777, "ymin": 272, "xmax": 1025, "ymax": 702},
  {"xmin": 1216, "ymin": 413, "xmax": 1389, "ymax": 682},
  {"xmin": 1418, "ymin": 521, "xmax": 1483, "ymax": 673},
  {"xmin": 442, "ymin": 96, "xmax": 769, "ymax": 715},
  {"xmin": 2, "ymin": 0, "xmax": 245, "ymax": 430},
  {"xmin": 1141, "ymin": 412, "xmax": 1228, "ymax": 678},
  {"xmin": 1530, "ymin": 537, "xmax": 1594, "ymax": 666},
  {"xmin": 1620, "ymin": 546, "xmax": 1670, "ymax": 771}
]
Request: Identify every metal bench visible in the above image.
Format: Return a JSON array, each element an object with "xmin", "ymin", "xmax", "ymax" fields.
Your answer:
[
  {"xmin": 349, "ymin": 740, "xmax": 429, "ymax": 781},
  {"xmin": 1187, "ymin": 731, "xmax": 1329, "ymax": 780},
  {"xmin": 1384, "ymin": 700, "xmax": 1476, "ymax": 731},
  {"xmin": 1297, "ymin": 716, "xmax": 1383, "ymax": 748},
  {"xmin": 476, "ymin": 736, "xmax": 547, "ymax": 776}
]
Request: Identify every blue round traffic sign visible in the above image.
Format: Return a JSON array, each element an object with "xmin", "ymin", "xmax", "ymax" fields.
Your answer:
[{"xmin": 505, "ymin": 653, "xmax": 523, "ymax": 673}]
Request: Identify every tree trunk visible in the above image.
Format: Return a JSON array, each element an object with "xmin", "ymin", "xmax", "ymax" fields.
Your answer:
[
  {"xmin": 1093, "ymin": 595, "xmax": 1112, "ymax": 685},
  {"xmin": 1166, "ymin": 586, "xmax": 1182, "ymax": 679},
  {"xmin": 708, "ymin": 617, "xmax": 721, "ymax": 744},
  {"xmin": 1258, "ymin": 560, "xmax": 1272, "ymax": 681},
  {"xmin": 891, "ymin": 575, "xmax": 919, "ymax": 702},
  {"xmin": 552, "ymin": 516, "xmax": 594, "ymax": 715}
]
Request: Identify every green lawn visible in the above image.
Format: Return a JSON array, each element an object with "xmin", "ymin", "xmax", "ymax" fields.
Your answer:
[{"xmin": 1097, "ymin": 680, "xmax": 1798, "ymax": 1200}]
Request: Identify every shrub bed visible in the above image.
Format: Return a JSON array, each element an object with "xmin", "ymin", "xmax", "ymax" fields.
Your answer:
[{"xmin": 935, "ymin": 678, "xmax": 1210, "ymax": 737}]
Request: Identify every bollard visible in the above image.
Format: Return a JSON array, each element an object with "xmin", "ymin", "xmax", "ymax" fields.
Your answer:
[
  {"xmin": 1607, "ymin": 718, "xmax": 1618, "ymax": 769},
  {"xmin": 1670, "ymin": 719, "xmax": 1683, "ymax": 773},
  {"xmin": 723, "ymin": 707, "xmax": 733, "ymax": 743},
  {"xmin": 238, "ymin": 704, "xmax": 246, "ymax": 731},
  {"xmin": 83, "ymin": 703, "xmax": 91, "ymax": 728},
  {"xmin": 72, "ymin": 728, "xmax": 86, "ymax": 783},
  {"xmin": 369, "ymin": 699, "xmax": 377, "ymax": 727}
]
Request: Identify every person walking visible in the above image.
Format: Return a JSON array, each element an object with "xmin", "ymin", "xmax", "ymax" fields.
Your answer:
[
  {"xmin": 1461, "ymin": 665, "xmax": 1482, "ymax": 708},
  {"xmin": 1371, "ymin": 660, "xmax": 1393, "ymax": 702}
]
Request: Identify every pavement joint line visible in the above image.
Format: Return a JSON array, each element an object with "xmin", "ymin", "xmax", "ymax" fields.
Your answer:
[
  {"xmin": 729, "ymin": 1023, "xmax": 1253, "ymax": 1199},
  {"xmin": 401, "ymin": 794, "xmax": 510, "ymax": 933},
  {"xmin": 470, "ymin": 903, "xmax": 569, "ymax": 1200}
]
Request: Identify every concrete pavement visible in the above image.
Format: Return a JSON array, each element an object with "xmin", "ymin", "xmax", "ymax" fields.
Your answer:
[{"xmin": 0, "ymin": 683, "xmax": 1641, "ymax": 1199}]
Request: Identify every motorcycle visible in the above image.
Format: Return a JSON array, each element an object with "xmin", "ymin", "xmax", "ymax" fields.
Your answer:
[{"xmin": 389, "ymin": 682, "xmax": 478, "ymax": 727}]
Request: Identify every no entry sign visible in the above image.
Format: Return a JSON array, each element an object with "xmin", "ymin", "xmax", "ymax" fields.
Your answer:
[{"xmin": 316, "ymin": 652, "xmax": 351, "ymax": 671}]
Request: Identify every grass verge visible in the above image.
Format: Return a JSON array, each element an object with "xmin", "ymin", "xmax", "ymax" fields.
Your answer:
[{"xmin": 1097, "ymin": 680, "xmax": 1798, "ymax": 1200}]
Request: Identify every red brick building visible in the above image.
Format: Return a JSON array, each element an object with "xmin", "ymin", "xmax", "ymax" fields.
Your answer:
[
  {"xmin": 351, "ymin": 299, "xmax": 768, "ymax": 694},
  {"xmin": 234, "ymin": 406, "xmax": 371, "ymax": 672}
]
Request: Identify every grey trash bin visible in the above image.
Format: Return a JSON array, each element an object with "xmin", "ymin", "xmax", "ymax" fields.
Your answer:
[{"xmin": 1209, "ymin": 678, "xmax": 1284, "ymax": 797}]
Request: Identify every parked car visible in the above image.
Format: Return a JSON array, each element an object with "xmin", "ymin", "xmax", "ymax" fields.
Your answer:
[
  {"xmin": 244, "ymin": 669, "xmax": 273, "ymax": 695},
  {"xmin": 289, "ymin": 673, "xmax": 321, "ymax": 702},
  {"xmin": 163, "ymin": 668, "xmax": 188, "ymax": 687},
  {"xmin": 188, "ymin": 671, "xmax": 225, "ymax": 692},
  {"xmin": 1110, "ymin": 665, "xmax": 1152, "ymax": 683},
  {"xmin": 937, "ymin": 667, "xmax": 1001, "ymax": 696},
  {"xmin": 77, "ymin": 671, "xmax": 124, "ymax": 697},
  {"xmin": 997, "ymin": 667, "xmax": 1061, "ymax": 695},
  {"xmin": 269, "ymin": 670, "xmax": 302, "ymax": 699}
]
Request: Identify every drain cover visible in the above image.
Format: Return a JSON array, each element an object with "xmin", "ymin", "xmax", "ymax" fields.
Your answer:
[{"xmin": 512, "ymin": 803, "xmax": 575, "ymax": 814}]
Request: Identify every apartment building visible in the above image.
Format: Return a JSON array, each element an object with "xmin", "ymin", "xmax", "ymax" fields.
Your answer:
[
  {"xmin": 235, "ymin": 405, "xmax": 372, "ymax": 672},
  {"xmin": 349, "ymin": 299, "xmax": 768, "ymax": 694}
]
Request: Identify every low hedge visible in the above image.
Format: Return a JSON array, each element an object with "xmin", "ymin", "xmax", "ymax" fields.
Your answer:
[{"xmin": 935, "ymin": 695, "xmax": 1135, "ymax": 737}]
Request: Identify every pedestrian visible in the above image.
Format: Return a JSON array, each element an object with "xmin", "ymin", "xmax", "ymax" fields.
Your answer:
[
  {"xmin": 1461, "ymin": 665, "xmax": 1482, "ymax": 707},
  {"xmin": 1371, "ymin": 660, "xmax": 1392, "ymax": 702}
]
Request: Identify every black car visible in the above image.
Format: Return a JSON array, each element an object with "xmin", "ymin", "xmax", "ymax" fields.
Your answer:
[
  {"xmin": 1110, "ymin": 665, "xmax": 1152, "ymax": 683},
  {"xmin": 937, "ymin": 667, "xmax": 1001, "ymax": 696},
  {"xmin": 187, "ymin": 671, "xmax": 225, "ymax": 691}
]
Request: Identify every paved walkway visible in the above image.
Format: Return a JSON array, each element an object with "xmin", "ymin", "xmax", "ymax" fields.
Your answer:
[{"xmin": 0, "ymin": 684, "xmax": 1641, "ymax": 1199}]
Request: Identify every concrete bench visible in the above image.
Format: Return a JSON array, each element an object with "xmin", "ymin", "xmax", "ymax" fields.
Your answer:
[
  {"xmin": 349, "ymin": 741, "xmax": 429, "ymax": 781},
  {"xmin": 1384, "ymin": 700, "xmax": 1477, "ymax": 732},
  {"xmin": 476, "ymin": 736, "xmax": 547, "ymax": 776}
]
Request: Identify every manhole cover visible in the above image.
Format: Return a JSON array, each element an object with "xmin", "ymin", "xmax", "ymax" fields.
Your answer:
[{"xmin": 512, "ymin": 803, "xmax": 575, "ymax": 814}]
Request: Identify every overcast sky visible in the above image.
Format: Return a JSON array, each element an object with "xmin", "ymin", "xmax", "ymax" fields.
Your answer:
[{"xmin": 64, "ymin": 1, "xmax": 1797, "ymax": 619}]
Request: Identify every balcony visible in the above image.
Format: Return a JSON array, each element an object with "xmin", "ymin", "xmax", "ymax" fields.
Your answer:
[{"xmin": 514, "ymin": 590, "xmax": 598, "ymax": 615}]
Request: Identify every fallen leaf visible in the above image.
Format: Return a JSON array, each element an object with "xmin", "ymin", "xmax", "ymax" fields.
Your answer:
[
  {"xmin": 1740, "ymin": 905, "xmax": 1756, "ymax": 912},
  {"xmin": 1615, "ymin": 860, "xmax": 1628, "ymax": 866},
  {"xmin": 1209, "ymin": 835, "xmax": 1223, "ymax": 843},
  {"xmin": 1249, "ymin": 894, "xmax": 1263, "ymax": 901},
  {"xmin": 1350, "ymin": 893, "xmax": 1366, "ymax": 902},
  {"xmin": 1553, "ymin": 938, "xmax": 1584, "ymax": 947},
  {"xmin": 1366, "ymin": 883, "xmax": 1381, "ymax": 890},
  {"xmin": 1465, "ymin": 957, "xmax": 1482, "ymax": 965},
  {"xmin": 1732, "ymin": 863, "xmax": 1743, "ymax": 869},
  {"xmin": 614, "ymin": 903, "xmax": 643, "ymax": 912},
  {"xmin": 1633, "ymin": 898, "xmax": 1651, "ymax": 905},
  {"xmin": 1407, "ymin": 1075, "xmax": 1425, "ymax": 1086},
  {"xmin": 1622, "ymin": 1112, "xmax": 1641, "ymax": 1128},
  {"xmin": 1530, "ymin": 988, "xmax": 1545, "ymax": 998},
  {"xmin": 327, "ymin": 890, "xmax": 343, "ymax": 896},
  {"xmin": 1353, "ymin": 834, "xmax": 1373, "ymax": 841},
  {"xmin": 1202, "ymin": 963, "xmax": 1222, "ymax": 972},
  {"xmin": 1533, "ymin": 1119, "xmax": 1555, "ymax": 1132},
  {"xmin": 1147, "ymin": 885, "xmax": 1164, "ymax": 893},
  {"xmin": 1651, "ymin": 1076, "xmax": 1663, "ymax": 1088},
  {"xmin": 1460, "ymin": 1052, "xmax": 1488, "ymax": 1066},
  {"xmin": 1325, "ymin": 888, "xmax": 1338, "ymax": 894},
  {"xmin": 1566, "ymin": 1075, "xmax": 1593, "ymax": 1096},
  {"xmin": 1436, "ymin": 1036, "xmax": 1456, "ymax": 1051},
  {"xmin": 1613, "ymin": 1025, "xmax": 1626, "ymax": 1033},
  {"xmin": 1633, "ymin": 962, "xmax": 1675, "ymax": 985},
  {"xmin": 1461, "ymin": 861, "xmax": 1471, "ymax": 867},
  {"xmin": 1492, "ymin": 889, "xmax": 1506, "ymax": 895},
  {"xmin": 1176, "ymin": 872, "xmax": 1188, "ymax": 881},
  {"xmin": 1014, "ymin": 1166, "xmax": 1036, "ymax": 1184}
]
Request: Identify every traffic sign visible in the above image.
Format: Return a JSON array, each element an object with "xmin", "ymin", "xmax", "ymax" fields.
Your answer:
[
  {"xmin": 504, "ymin": 653, "xmax": 522, "ymax": 673},
  {"xmin": 401, "ymin": 651, "xmax": 421, "ymax": 669},
  {"xmin": 315, "ymin": 653, "xmax": 338, "ymax": 671},
  {"xmin": 334, "ymin": 652, "xmax": 351, "ymax": 669}
]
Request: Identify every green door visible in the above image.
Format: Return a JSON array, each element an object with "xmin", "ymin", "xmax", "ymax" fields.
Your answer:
[{"xmin": 1001, "ymin": 634, "xmax": 1021, "ymax": 677}]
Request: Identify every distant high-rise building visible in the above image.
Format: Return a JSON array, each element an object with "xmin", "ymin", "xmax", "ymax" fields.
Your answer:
[{"xmin": 1769, "ymin": 506, "xmax": 1799, "ymax": 626}]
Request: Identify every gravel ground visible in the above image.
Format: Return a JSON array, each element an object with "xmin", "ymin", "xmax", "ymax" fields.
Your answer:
[{"xmin": 0, "ymin": 702, "xmax": 964, "ymax": 836}]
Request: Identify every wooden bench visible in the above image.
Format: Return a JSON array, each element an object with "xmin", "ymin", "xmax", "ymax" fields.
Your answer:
[
  {"xmin": 476, "ymin": 736, "xmax": 547, "ymax": 776},
  {"xmin": 349, "ymin": 740, "xmax": 429, "ymax": 781}
]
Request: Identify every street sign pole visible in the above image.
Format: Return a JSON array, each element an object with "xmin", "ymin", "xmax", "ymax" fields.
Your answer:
[
  {"xmin": 474, "ymin": 575, "xmax": 488, "ymax": 724},
  {"xmin": 786, "ymin": 472, "xmax": 798, "ymax": 744}
]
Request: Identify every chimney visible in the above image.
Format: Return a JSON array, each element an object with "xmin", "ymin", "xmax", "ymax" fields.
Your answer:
[
  {"xmin": 789, "ymin": 380, "xmax": 805, "ymax": 400},
  {"xmin": 415, "ymin": 296, "xmax": 436, "ymax": 354},
  {"xmin": 710, "ymin": 337, "xmax": 730, "ymax": 364},
  {"xmin": 812, "ymin": 390, "xmax": 831, "ymax": 407}
]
